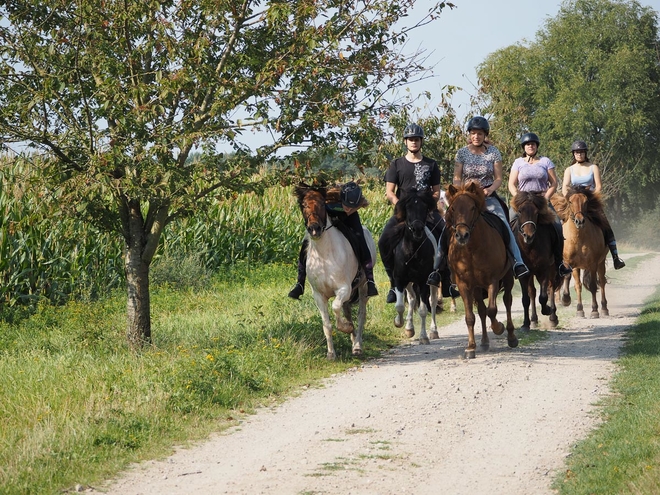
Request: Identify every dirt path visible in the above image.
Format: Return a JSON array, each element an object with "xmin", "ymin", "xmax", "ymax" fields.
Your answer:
[{"xmin": 99, "ymin": 252, "xmax": 660, "ymax": 495}]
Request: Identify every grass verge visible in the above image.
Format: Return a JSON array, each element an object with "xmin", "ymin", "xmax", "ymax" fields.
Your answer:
[
  {"xmin": 553, "ymin": 284, "xmax": 660, "ymax": 494},
  {"xmin": 0, "ymin": 262, "xmax": 460, "ymax": 494}
]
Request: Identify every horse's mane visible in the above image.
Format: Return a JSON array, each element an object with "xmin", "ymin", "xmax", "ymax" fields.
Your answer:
[
  {"xmin": 511, "ymin": 192, "xmax": 556, "ymax": 225},
  {"xmin": 393, "ymin": 189, "xmax": 437, "ymax": 223},
  {"xmin": 562, "ymin": 186, "xmax": 608, "ymax": 229},
  {"xmin": 294, "ymin": 183, "xmax": 326, "ymax": 210},
  {"xmin": 445, "ymin": 182, "xmax": 485, "ymax": 227}
]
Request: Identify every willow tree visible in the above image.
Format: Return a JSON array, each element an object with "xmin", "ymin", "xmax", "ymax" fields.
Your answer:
[
  {"xmin": 0, "ymin": 0, "xmax": 452, "ymax": 347},
  {"xmin": 476, "ymin": 0, "xmax": 660, "ymax": 207}
]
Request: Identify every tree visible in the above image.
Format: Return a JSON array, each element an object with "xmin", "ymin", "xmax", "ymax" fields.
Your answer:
[
  {"xmin": 476, "ymin": 0, "xmax": 660, "ymax": 211},
  {"xmin": 0, "ymin": 0, "xmax": 453, "ymax": 347}
]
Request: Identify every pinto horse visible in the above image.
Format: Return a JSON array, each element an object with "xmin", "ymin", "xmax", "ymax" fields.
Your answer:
[
  {"xmin": 511, "ymin": 192, "xmax": 560, "ymax": 330},
  {"xmin": 445, "ymin": 182, "xmax": 518, "ymax": 358},
  {"xmin": 294, "ymin": 184, "xmax": 377, "ymax": 360},
  {"xmin": 551, "ymin": 188, "xmax": 609, "ymax": 318},
  {"xmin": 379, "ymin": 190, "xmax": 438, "ymax": 344}
]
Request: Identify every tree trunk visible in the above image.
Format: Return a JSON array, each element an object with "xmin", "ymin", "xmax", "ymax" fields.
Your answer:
[{"xmin": 122, "ymin": 197, "xmax": 169, "ymax": 349}]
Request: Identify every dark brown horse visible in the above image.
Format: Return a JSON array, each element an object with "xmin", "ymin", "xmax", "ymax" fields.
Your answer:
[
  {"xmin": 445, "ymin": 182, "xmax": 518, "ymax": 358},
  {"xmin": 551, "ymin": 187, "xmax": 609, "ymax": 318},
  {"xmin": 511, "ymin": 192, "xmax": 560, "ymax": 330}
]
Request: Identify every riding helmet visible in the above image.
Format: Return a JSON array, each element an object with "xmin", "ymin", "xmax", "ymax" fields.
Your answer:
[
  {"xmin": 520, "ymin": 132, "xmax": 540, "ymax": 147},
  {"xmin": 571, "ymin": 140, "xmax": 588, "ymax": 152},
  {"xmin": 466, "ymin": 116, "xmax": 490, "ymax": 135},
  {"xmin": 402, "ymin": 123, "xmax": 425, "ymax": 140},
  {"xmin": 340, "ymin": 181, "xmax": 363, "ymax": 208}
]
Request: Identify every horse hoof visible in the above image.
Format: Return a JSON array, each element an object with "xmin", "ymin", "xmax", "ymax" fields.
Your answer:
[
  {"xmin": 577, "ymin": 310, "xmax": 585, "ymax": 318},
  {"xmin": 327, "ymin": 352, "xmax": 337, "ymax": 360},
  {"xmin": 394, "ymin": 316, "xmax": 403, "ymax": 328},
  {"xmin": 541, "ymin": 306, "xmax": 551, "ymax": 316},
  {"xmin": 429, "ymin": 330, "xmax": 439, "ymax": 340},
  {"xmin": 549, "ymin": 318, "xmax": 559, "ymax": 327},
  {"xmin": 405, "ymin": 329, "xmax": 415, "ymax": 338},
  {"xmin": 492, "ymin": 322, "xmax": 505, "ymax": 336},
  {"xmin": 561, "ymin": 296, "xmax": 571, "ymax": 307},
  {"xmin": 465, "ymin": 349, "xmax": 476, "ymax": 359},
  {"xmin": 352, "ymin": 348, "xmax": 363, "ymax": 357},
  {"xmin": 480, "ymin": 342, "xmax": 489, "ymax": 351},
  {"xmin": 601, "ymin": 309, "xmax": 609, "ymax": 317},
  {"xmin": 520, "ymin": 325, "xmax": 530, "ymax": 332},
  {"xmin": 419, "ymin": 337, "xmax": 430, "ymax": 345},
  {"xmin": 591, "ymin": 311, "xmax": 600, "ymax": 319},
  {"xmin": 339, "ymin": 326, "xmax": 354, "ymax": 334},
  {"xmin": 508, "ymin": 337, "xmax": 519, "ymax": 348}
]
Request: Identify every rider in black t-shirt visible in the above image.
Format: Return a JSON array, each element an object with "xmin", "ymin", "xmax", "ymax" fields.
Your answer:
[{"xmin": 379, "ymin": 123, "xmax": 453, "ymax": 303}]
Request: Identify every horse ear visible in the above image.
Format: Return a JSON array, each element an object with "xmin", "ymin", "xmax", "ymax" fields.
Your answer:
[
  {"xmin": 447, "ymin": 184, "xmax": 458, "ymax": 201},
  {"xmin": 465, "ymin": 181, "xmax": 481, "ymax": 196}
]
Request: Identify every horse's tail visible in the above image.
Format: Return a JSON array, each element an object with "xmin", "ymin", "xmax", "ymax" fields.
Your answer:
[{"xmin": 583, "ymin": 269, "xmax": 607, "ymax": 293}]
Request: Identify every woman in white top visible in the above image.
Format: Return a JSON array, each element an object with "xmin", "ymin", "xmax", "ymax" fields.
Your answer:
[{"xmin": 561, "ymin": 140, "xmax": 625, "ymax": 270}]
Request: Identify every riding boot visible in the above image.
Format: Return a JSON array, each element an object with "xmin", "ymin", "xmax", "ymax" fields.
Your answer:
[
  {"xmin": 609, "ymin": 242, "xmax": 626, "ymax": 270},
  {"xmin": 363, "ymin": 260, "xmax": 379, "ymax": 297},
  {"xmin": 552, "ymin": 220, "xmax": 572, "ymax": 277},
  {"xmin": 383, "ymin": 265, "xmax": 396, "ymax": 303},
  {"xmin": 604, "ymin": 227, "xmax": 625, "ymax": 270},
  {"xmin": 288, "ymin": 240, "xmax": 308, "ymax": 299}
]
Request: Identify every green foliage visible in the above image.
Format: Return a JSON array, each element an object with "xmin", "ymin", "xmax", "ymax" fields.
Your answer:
[
  {"xmin": 476, "ymin": 0, "xmax": 660, "ymax": 212},
  {"xmin": 554, "ymin": 287, "xmax": 660, "ymax": 494}
]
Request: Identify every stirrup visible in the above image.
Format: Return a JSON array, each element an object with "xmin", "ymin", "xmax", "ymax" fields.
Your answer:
[
  {"xmin": 513, "ymin": 263, "xmax": 529, "ymax": 279},
  {"xmin": 426, "ymin": 270, "xmax": 441, "ymax": 287},
  {"xmin": 559, "ymin": 263, "xmax": 572, "ymax": 278}
]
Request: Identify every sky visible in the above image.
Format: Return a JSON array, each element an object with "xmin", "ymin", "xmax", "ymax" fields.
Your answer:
[{"xmin": 400, "ymin": 0, "xmax": 659, "ymax": 120}]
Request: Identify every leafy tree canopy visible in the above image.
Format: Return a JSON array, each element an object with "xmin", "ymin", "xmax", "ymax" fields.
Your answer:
[{"xmin": 476, "ymin": 0, "xmax": 660, "ymax": 207}]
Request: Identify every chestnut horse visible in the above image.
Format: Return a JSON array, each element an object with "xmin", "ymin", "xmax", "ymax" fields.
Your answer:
[
  {"xmin": 295, "ymin": 184, "xmax": 377, "ymax": 359},
  {"xmin": 551, "ymin": 187, "xmax": 609, "ymax": 318},
  {"xmin": 445, "ymin": 183, "xmax": 518, "ymax": 358},
  {"xmin": 379, "ymin": 190, "xmax": 438, "ymax": 344},
  {"xmin": 511, "ymin": 192, "xmax": 560, "ymax": 330}
]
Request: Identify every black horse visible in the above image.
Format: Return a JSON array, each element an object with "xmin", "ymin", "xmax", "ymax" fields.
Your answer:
[{"xmin": 379, "ymin": 190, "xmax": 439, "ymax": 344}]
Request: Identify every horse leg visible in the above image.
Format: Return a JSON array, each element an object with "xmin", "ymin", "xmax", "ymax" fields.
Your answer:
[
  {"xmin": 352, "ymin": 289, "xmax": 368, "ymax": 357},
  {"xmin": 460, "ymin": 288, "xmax": 477, "ymax": 359},
  {"xmin": 404, "ymin": 286, "xmax": 417, "ymax": 339},
  {"xmin": 586, "ymin": 269, "xmax": 600, "ymax": 319},
  {"xmin": 599, "ymin": 261, "xmax": 609, "ymax": 317},
  {"xmin": 548, "ymin": 278, "xmax": 559, "ymax": 327},
  {"xmin": 574, "ymin": 269, "xmax": 585, "ymax": 317},
  {"xmin": 417, "ymin": 289, "xmax": 430, "ymax": 345},
  {"xmin": 451, "ymin": 297, "xmax": 457, "ymax": 313},
  {"xmin": 539, "ymin": 275, "xmax": 552, "ymax": 317},
  {"xmin": 561, "ymin": 271, "xmax": 572, "ymax": 307},
  {"xmin": 312, "ymin": 292, "xmax": 337, "ymax": 360},
  {"xmin": 528, "ymin": 278, "xmax": 539, "ymax": 326},
  {"xmin": 502, "ymin": 275, "xmax": 518, "ymax": 348},
  {"xmin": 476, "ymin": 295, "xmax": 490, "ymax": 351},
  {"xmin": 520, "ymin": 278, "xmax": 531, "ymax": 332},
  {"xmin": 333, "ymin": 287, "xmax": 354, "ymax": 333},
  {"xmin": 393, "ymin": 288, "xmax": 406, "ymax": 328},
  {"xmin": 486, "ymin": 284, "xmax": 504, "ymax": 337},
  {"xmin": 428, "ymin": 285, "xmax": 440, "ymax": 340}
]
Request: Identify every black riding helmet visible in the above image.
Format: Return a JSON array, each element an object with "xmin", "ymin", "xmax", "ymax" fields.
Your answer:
[
  {"xmin": 466, "ymin": 116, "xmax": 490, "ymax": 135},
  {"xmin": 571, "ymin": 140, "xmax": 588, "ymax": 152},
  {"xmin": 340, "ymin": 181, "xmax": 363, "ymax": 208},
  {"xmin": 402, "ymin": 123, "xmax": 424, "ymax": 140},
  {"xmin": 520, "ymin": 132, "xmax": 540, "ymax": 147}
]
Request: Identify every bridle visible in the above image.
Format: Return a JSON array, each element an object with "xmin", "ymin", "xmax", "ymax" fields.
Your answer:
[{"xmin": 446, "ymin": 198, "xmax": 480, "ymax": 236}]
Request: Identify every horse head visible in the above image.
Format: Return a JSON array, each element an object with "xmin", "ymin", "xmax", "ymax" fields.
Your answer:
[
  {"xmin": 294, "ymin": 183, "xmax": 327, "ymax": 239},
  {"xmin": 395, "ymin": 189, "xmax": 436, "ymax": 242},
  {"xmin": 446, "ymin": 182, "xmax": 485, "ymax": 245},
  {"xmin": 512, "ymin": 192, "xmax": 552, "ymax": 245},
  {"xmin": 565, "ymin": 186, "xmax": 604, "ymax": 230}
]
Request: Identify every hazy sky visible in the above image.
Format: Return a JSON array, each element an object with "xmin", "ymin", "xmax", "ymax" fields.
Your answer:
[{"xmin": 402, "ymin": 0, "xmax": 659, "ymax": 120}]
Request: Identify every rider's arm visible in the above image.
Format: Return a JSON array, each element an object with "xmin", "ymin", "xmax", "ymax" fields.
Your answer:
[
  {"xmin": 385, "ymin": 181, "xmax": 398, "ymax": 205},
  {"xmin": 431, "ymin": 184, "xmax": 440, "ymax": 202},
  {"xmin": 452, "ymin": 161, "xmax": 463, "ymax": 187},
  {"xmin": 508, "ymin": 167, "xmax": 519, "ymax": 197},
  {"xmin": 545, "ymin": 168, "xmax": 558, "ymax": 200},
  {"xmin": 561, "ymin": 167, "xmax": 571, "ymax": 196},
  {"xmin": 592, "ymin": 165, "xmax": 602, "ymax": 194},
  {"xmin": 485, "ymin": 161, "xmax": 503, "ymax": 197}
]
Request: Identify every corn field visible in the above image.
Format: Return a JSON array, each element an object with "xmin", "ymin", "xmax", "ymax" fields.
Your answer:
[{"xmin": 0, "ymin": 155, "xmax": 392, "ymax": 307}]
